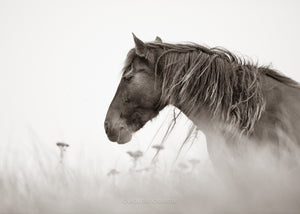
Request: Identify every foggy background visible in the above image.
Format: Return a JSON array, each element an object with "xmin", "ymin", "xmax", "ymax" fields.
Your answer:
[{"xmin": 1, "ymin": 0, "xmax": 300, "ymax": 172}]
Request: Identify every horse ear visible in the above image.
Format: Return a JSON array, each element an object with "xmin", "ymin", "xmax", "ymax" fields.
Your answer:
[
  {"xmin": 155, "ymin": 36, "xmax": 162, "ymax": 43},
  {"xmin": 132, "ymin": 33, "xmax": 146, "ymax": 57}
]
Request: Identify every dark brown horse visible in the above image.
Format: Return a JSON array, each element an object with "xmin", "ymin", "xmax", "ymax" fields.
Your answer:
[{"xmin": 104, "ymin": 34, "xmax": 300, "ymax": 164}]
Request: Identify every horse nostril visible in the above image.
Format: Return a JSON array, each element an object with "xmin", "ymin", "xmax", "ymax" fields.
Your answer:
[
  {"xmin": 119, "ymin": 123, "xmax": 126, "ymax": 131},
  {"xmin": 104, "ymin": 121, "xmax": 110, "ymax": 134}
]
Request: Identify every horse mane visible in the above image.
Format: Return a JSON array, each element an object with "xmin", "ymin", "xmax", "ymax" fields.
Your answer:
[
  {"xmin": 261, "ymin": 67, "xmax": 300, "ymax": 87},
  {"xmin": 124, "ymin": 42, "xmax": 299, "ymax": 135}
]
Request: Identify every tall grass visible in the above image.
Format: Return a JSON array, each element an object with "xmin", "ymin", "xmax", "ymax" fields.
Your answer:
[
  {"xmin": 1, "ymin": 133, "xmax": 300, "ymax": 214},
  {"xmin": 1, "ymin": 114, "xmax": 300, "ymax": 213}
]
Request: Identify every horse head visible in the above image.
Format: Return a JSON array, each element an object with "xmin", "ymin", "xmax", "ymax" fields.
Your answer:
[{"xmin": 104, "ymin": 34, "xmax": 164, "ymax": 144}]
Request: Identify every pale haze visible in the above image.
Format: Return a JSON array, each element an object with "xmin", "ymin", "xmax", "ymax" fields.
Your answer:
[{"xmin": 0, "ymin": 0, "xmax": 300, "ymax": 171}]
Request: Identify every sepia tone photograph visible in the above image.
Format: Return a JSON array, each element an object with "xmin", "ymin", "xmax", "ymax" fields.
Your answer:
[{"xmin": 0, "ymin": 0, "xmax": 300, "ymax": 213}]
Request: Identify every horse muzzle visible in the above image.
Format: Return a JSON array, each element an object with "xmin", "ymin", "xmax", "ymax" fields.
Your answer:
[{"xmin": 104, "ymin": 120, "xmax": 132, "ymax": 144}]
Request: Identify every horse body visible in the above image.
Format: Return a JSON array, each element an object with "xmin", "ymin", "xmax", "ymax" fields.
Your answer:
[
  {"xmin": 184, "ymin": 71, "xmax": 300, "ymax": 141},
  {"xmin": 104, "ymin": 34, "xmax": 300, "ymax": 166},
  {"xmin": 179, "ymin": 72, "xmax": 300, "ymax": 166},
  {"xmin": 254, "ymin": 74, "xmax": 300, "ymax": 143}
]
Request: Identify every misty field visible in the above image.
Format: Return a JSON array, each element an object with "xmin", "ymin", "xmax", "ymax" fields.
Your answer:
[{"xmin": 1, "ymin": 128, "xmax": 300, "ymax": 214}]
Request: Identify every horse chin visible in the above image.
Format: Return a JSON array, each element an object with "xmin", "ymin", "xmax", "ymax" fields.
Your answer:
[
  {"xmin": 116, "ymin": 133, "xmax": 132, "ymax": 144},
  {"xmin": 116, "ymin": 123, "xmax": 143, "ymax": 144},
  {"xmin": 106, "ymin": 127, "xmax": 133, "ymax": 144}
]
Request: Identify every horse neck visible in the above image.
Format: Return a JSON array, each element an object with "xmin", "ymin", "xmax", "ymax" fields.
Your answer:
[
  {"xmin": 157, "ymin": 50, "xmax": 225, "ymax": 133},
  {"xmin": 175, "ymin": 102, "xmax": 217, "ymax": 134},
  {"xmin": 158, "ymin": 49, "xmax": 265, "ymax": 136}
]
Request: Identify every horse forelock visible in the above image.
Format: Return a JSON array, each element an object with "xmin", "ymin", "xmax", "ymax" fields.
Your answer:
[{"xmin": 122, "ymin": 49, "xmax": 136, "ymax": 75}]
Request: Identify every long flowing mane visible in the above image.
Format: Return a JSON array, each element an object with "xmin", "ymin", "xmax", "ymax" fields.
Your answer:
[{"xmin": 124, "ymin": 42, "xmax": 299, "ymax": 135}]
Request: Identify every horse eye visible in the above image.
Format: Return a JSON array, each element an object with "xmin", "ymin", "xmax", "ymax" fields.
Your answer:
[{"xmin": 123, "ymin": 75, "xmax": 133, "ymax": 82}]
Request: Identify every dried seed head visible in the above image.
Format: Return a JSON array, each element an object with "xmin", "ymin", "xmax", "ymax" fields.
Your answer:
[
  {"xmin": 152, "ymin": 144, "xmax": 164, "ymax": 151},
  {"xmin": 56, "ymin": 142, "xmax": 69, "ymax": 147},
  {"xmin": 127, "ymin": 150, "xmax": 143, "ymax": 160},
  {"xmin": 107, "ymin": 169, "xmax": 119, "ymax": 176}
]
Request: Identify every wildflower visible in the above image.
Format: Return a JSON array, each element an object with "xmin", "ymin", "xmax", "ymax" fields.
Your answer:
[
  {"xmin": 127, "ymin": 150, "xmax": 143, "ymax": 169},
  {"xmin": 152, "ymin": 144, "xmax": 164, "ymax": 151},
  {"xmin": 151, "ymin": 144, "xmax": 164, "ymax": 164},
  {"xmin": 107, "ymin": 169, "xmax": 119, "ymax": 176},
  {"xmin": 127, "ymin": 150, "xmax": 143, "ymax": 161},
  {"xmin": 56, "ymin": 142, "xmax": 69, "ymax": 163}
]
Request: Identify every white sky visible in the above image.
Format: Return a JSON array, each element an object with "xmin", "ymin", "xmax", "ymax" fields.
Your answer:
[{"xmin": 0, "ymin": 0, "xmax": 299, "ymax": 171}]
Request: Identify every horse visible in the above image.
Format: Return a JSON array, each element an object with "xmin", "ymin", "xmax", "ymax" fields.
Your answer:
[{"xmin": 104, "ymin": 34, "xmax": 300, "ymax": 166}]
